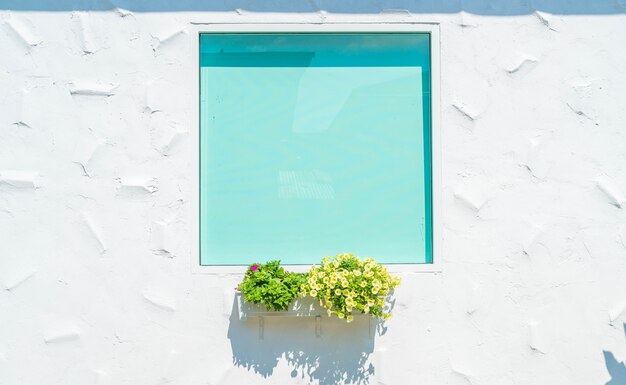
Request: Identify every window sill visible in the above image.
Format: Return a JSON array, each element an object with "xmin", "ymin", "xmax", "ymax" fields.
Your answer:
[{"xmin": 193, "ymin": 263, "xmax": 441, "ymax": 275}]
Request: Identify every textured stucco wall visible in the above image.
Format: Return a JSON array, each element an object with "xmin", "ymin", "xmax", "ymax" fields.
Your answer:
[{"xmin": 1, "ymin": 2, "xmax": 626, "ymax": 385}]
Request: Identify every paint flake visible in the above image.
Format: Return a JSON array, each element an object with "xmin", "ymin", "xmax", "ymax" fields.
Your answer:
[
  {"xmin": 534, "ymin": 11, "xmax": 557, "ymax": 31},
  {"xmin": 528, "ymin": 321, "xmax": 546, "ymax": 353},
  {"xmin": 150, "ymin": 220, "xmax": 175, "ymax": 258},
  {"xmin": 609, "ymin": 301, "xmax": 626, "ymax": 324},
  {"xmin": 72, "ymin": 12, "xmax": 98, "ymax": 54},
  {"xmin": 466, "ymin": 282, "xmax": 481, "ymax": 315},
  {"xmin": 44, "ymin": 328, "xmax": 81, "ymax": 344},
  {"xmin": 0, "ymin": 170, "xmax": 39, "ymax": 189},
  {"xmin": 116, "ymin": 177, "xmax": 159, "ymax": 195},
  {"xmin": 68, "ymin": 81, "xmax": 117, "ymax": 96},
  {"xmin": 596, "ymin": 175, "xmax": 624, "ymax": 208},
  {"xmin": 507, "ymin": 55, "xmax": 538, "ymax": 75},
  {"xmin": 83, "ymin": 212, "xmax": 106, "ymax": 254},
  {"xmin": 5, "ymin": 15, "xmax": 41, "ymax": 48},
  {"xmin": 151, "ymin": 27, "xmax": 187, "ymax": 52},
  {"xmin": 143, "ymin": 290, "xmax": 176, "ymax": 312},
  {"xmin": 454, "ymin": 187, "xmax": 485, "ymax": 212},
  {"xmin": 452, "ymin": 101, "xmax": 479, "ymax": 121},
  {"xmin": 2, "ymin": 269, "xmax": 35, "ymax": 291},
  {"xmin": 523, "ymin": 224, "xmax": 544, "ymax": 255}
]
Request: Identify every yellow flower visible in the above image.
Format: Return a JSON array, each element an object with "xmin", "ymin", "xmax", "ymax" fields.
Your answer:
[
  {"xmin": 346, "ymin": 315, "xmax": 354, "ymax": 323},
  {"xmin": 346, "ymin": 306, "xmax": 353, "ymax": 312},
  {"xmin": 338, "ymin": 312, "xmax": 345, "ymax": 319},
  {"xmin": 354, "ymin": 270, "xmax": 361, "ymax": 277},
  {"xmin": 319, "ymin": 271, "xmax": 325, "ymax": 278},
  {"xmin": 363, "ymin": 306, "xmax": 370, "ymax": 313},
  {"xmin": 323, "ymin": 277, "xmax": 330, "ymax": 285},
  {"xmin": 333, "ymin": 261, "xmax": 340, "ymax": 268},
  {"xmin": 335, "ymin": 289, "xmax": 342, "ymax": 295},
  {"xmin": 341, "ymin": 280, "xmax": 348, "ymax": 288},
  {"xmin": 372, "ymin": 288, "xmax": 379, "ymax": 295},
  {"xmin": 310, "ymin": 290, "xmax": 318, "ymax": 297},
  {"xmin": 360, "ymin": 281, "xmax": 367, "ymax": 288}
]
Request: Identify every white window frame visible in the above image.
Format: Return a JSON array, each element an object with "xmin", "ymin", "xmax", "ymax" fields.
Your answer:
[{"xmin": 191, "ymin": 22, "xmax": 441, "ymax": 274}]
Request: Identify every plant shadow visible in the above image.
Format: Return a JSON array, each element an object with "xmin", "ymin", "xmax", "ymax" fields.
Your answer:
[
  {"xmin": 602, "ymin": 323, "xmax": 626, "ymax": 385},
  {"xmin": 227, "ymin": 298, "xmax": 377, "ymax": 385}
]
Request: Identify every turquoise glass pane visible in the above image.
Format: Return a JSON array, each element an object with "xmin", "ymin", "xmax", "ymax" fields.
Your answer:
[{"xmin": 200, "ymin": 33, "xmax": 432, "ymax": 265}]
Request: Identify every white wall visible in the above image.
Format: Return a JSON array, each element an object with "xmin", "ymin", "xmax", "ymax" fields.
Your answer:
[{"xmin": 1, "ymin": 2, "xmax": 626, "ymax": 385}]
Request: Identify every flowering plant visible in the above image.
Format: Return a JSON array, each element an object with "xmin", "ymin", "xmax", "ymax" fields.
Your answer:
[
  {"xmin": 301, "ymin": 254, "xmax": 401, "ymax": 322},
  {"xmin": 238, "ymin": 260, "xmax": 308, "ymax": 311}
]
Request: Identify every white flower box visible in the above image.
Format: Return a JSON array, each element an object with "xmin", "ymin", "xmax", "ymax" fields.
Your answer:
[{"xmin": 236, "ymin": 292, "xmax": 331, "ymax": 321}]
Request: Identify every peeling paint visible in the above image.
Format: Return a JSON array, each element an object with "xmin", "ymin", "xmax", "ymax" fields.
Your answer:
[
  {"xmin": 528, "ymin": 321, "xmax": 546, "ymax": 353},
  {"xmin": 454, "ymin": 185, "xmax": 486, "ymax": 212},
  {"xmin": 2, "ymin": 269, "xmax": 35, "ymax": 291},
  {"xmin": 596, "ymin": 175, "xmax": 625, "ymax": 208},
  {"xmin": 4, "ymin": 15, "xmax": 41, "ymax": 48},
  {"xmin": 114, "ymin": 8, "xmax": 133, "ymax": 17},
  {"xmin": 0, "ymin": 170, "xmax": 39, "ymax": 189},
  {"xmin": 609, "ymin": 302, "xmax": 626, "ymax": 324},
  {"xmin": 116, "ymin": 177, "xmax": 159, "ymax": 195},
  {"xmin": 0, "ymin": 7, "xmax": 625, "ymax": 385},
  {"xmin": 534, "ymin": 11, "xmax": 557, "ymax": 31},
  {"xmin": 150, "ymin": 220, "xmax": 175, "ymax": 258},
  {"xmin": 457, "ymin": 11, "xmax": 479, "ymax": 28},
  {"xmin": 151, "ymin": 27, "xmax": 187, "ymax": 53},
  {"xmin": 506, "ymin": 55, "xmax": 538, "ymax": 75},
  {"xmin": 566, "ymin": 102, "xmax": 598, "ymax": 125},
  {"xmin": 451, "ymin": 363, "xmax": 474, "ymax": 385},
  {"xmin": 44, "ymin": 328, "xmax": 81, "ymax": 344},
  {"xmin": 143, "ymin": 290, "xmax": 176, "ymax": 312},
  {"xmin": 68, "ymin": 81, "xmax": 117, "ymax": 96},
  {"xmin": 523, "ymin": 223, "xmax": 544, "ymax": 255},
  {"xmin": 466, "ymin": 282, "xmax": 481, "ymax": 315},
  {"xmin": 83, "ymin": 212, "xmax": 106, "ymax": 254},
  {"xmin": 452, "ymin": 101, "xmax": 479, "ymax": 121},
  {"xmin": 71, "ymin": 12, "xmax": 98, "ymax": 54},
  {"xmin": 72, "ymin": 131, "xmax": 102, "ymax": 178}
]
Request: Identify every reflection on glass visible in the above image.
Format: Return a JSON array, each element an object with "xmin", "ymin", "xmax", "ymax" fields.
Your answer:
[{"xmin": 200, "ymin": 33, "xmax": 432, "ymax": 265}]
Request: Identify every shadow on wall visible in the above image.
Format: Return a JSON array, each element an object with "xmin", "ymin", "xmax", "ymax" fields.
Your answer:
[
  {"xmin": 227, "ymin": 299, "xmax": 376, "ymax": 385},
  {"xmin": 1, "ymin": 0, "xmax": 626, "ymax": 14},
  {"xmin": 602, "ymin": 324, "xmax": 626, "ymax": 385}
]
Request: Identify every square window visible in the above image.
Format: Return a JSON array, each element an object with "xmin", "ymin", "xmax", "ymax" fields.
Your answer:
[{"xmin": 199, "ymin": 32, "xmax": 434, "ymax": 266}]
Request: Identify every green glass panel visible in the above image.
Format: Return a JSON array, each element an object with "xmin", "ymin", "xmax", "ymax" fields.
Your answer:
[{"xmin": 200, "ymin": 33, "xmax": 432, "ymax": 265}]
